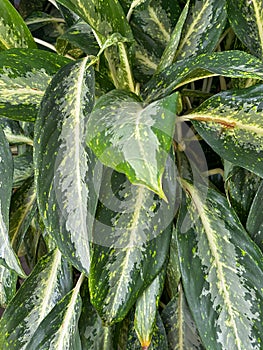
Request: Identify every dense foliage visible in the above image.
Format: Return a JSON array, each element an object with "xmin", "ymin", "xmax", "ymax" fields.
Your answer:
[{"xmin": 0, "ymin": 0, "xmax": 263, "ymax": 349}]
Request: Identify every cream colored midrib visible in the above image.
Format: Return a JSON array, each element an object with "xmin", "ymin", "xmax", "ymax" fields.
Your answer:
[
  {"xmin": 2, "ymin": 88, "xmax": 44, "ymax": 96},
  {"xmin": 252, "ymin": 0, "xmax": 263, "ymax": 58},
  {"xmin": 188, "ymin": 113, "xmax": 263, "ymax": 136},
  {"xmin": 148, "ymin": 7, "xmax": 170, "ymax": 42},
  {"xmin": 135, "ymin": 51, "xmax": 157, "ymax": 69},
  {"xmin": 38, "ymin": 249, "xmax": 62, "ymax": 323},
  {"xmin": 188, "ymin": 184, "xmax": 242, "ymax": 350},
  {"xmin": 110, "ymin": 187, "xmax": 145, "ymax": 317}
]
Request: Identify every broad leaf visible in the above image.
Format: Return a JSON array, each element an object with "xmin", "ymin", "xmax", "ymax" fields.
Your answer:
[
  {"xmin": 134, "ymin": 270, "xmax": 165, "ymax": 348},
  {"xmin": 246, "ymin": 181, "xmax": 263, "ymax": 251},
  {"xmin": 89, "ymin": 156, "xmax": 177, "ymax": 324},
  {"xmin": 177, "ymin": 182, "xmax": 263, "ymax": 349},
  {"xmin": 0, "ymin": 266, "xmax": 17, "ymax": 308},
  {"xmin": 0, "ymin": 48, "xmax": 70, "ymax": 122},
  {"xmin": 0, "ymin": 249, "xmax": 72, "ymax": 349},
  {"xmin": 161, "ymin": 289, "xmax": 204, "ymax": 350},
  {"xmin": 9, "ymin": 176, "xmax": 37, "ymax": 253},
  {"xmin": 187, "ymin": 84, "xmax": 263, "ymax": 178},
  {"xmin": 26, "ymin": 274, "xmax": 84, "ymax": 350},
  {"xmin": 0, "ymin": 127, "xmax": 24, "ymax": 276},
  {"xmin": 227, "ymin": 0, "xmax": 263, "ymax": 59},
  {"xmin": 87, "ymin": 90, "xmax": 179, "ymax": 198},
  {"xmin": 0, "ymin": 0, "xmax": 36, "ymax": 50},
  {"xmin": 173, "ymin": 0, "xmax": 226, "ymax": 62},
  {"xmin": 143, "ymin": 51, "xmax": 263, "ymax": 102},
  {"xmin": 35, "ymin": 57, "xmax": 97, "ymax": 275}
]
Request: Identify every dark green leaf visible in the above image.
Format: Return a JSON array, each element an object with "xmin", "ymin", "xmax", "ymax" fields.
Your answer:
[
  {"xmin": 0, "ymin": 127, "xmax": 24, "ymax": 276},
  {"xmin": 0, "ymin": 0, "xmax": 36, "ymax": 50},
  {"xmin": 0, "ymin": 48, "xmax": 70, "ymax": 122},
  {"xmin": 35, "ymin": 57, "xmax": 97, "ymax": 275},
  {"xmin": 0, "ymin": 249, "xmax": 72, "ymax": 349},
  {"xmin": 188, "ymin": 84, "xmax": 263, "ymax": 178},
  {"xmin": 246, "ymin": 181, "xmax": 263, "ymax": 251},
  {"xmin": 143, "ymin": 51, "xmax": 263, "ymax": 102},
  {"xmin": 177, "ymin": 182, "xmax": 263, "ymax": 349},
  {"xmin": 166, "ymin": 227, "xmax": 181, "ymax": 299},
  {"xmin": 25, "ymin": 274, "xmax": 84, "ymax": 350},
  {"xmin": 227, "ymin": 0, "xmax": 263, "ymax": 59},
  {"xmin": 13, "ymin": 151, "xmax": 34, "ymax": 188},
  {"xmin": 87, "ymin": 90, "xmax": 179, "ymax": 198}
]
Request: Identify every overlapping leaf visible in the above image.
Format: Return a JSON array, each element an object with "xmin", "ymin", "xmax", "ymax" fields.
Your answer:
[
  {"xmin": 35, "ymin": 57, "xmax": 97, "ymax": 275},
  {"xmin": 0, "ymin": 249, "xmax": 72, "ymax": 349},
  {"xmin": 0, "ymin": 0, "xmax": 36, "ymax": 50},
  {"xmin": 89, "ymin": 155, "xmax": 177, "ymax": 325},
  {"xmin": 143, "ymin": 51, "xmax": 263, "ymax": 102},
  {"xmin": 188, "ymin": 83, "xmax": 263, "ymax": 178},
  {"xmin": 227, "ymin": 0, "xmax": 263, "ymax": 59},
  {"xmin": 0, "ymin": 127, "xmax": 24, "ymax": 276},
  {"xmin": 87, "ymin": 90, "xmax": 179, "ymax": 198},
  {"xmin": 177, "ymin": 182, "xmax": 263, "ymax": 350},
  {"xmin": 0, "ymin": 49, "xmax": 70, "ymax": 122}
]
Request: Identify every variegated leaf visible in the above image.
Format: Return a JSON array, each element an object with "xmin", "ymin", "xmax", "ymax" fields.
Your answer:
[
  {"xmin": 227, "ymin": 0, "xmax": 263, "ymax": 59},
  {"xmin": 0, "ymin": 0, "xmax": 36, "ymax": 50},
  {"xmin": 25, "ymin": 274, "xmax": 84, "ymax": 350},
  {"xmin": 13, "ymin": 151, "xmax": 34, "ymax": 188},
  {"xmin": 143, "ymin": 51, "xmax": 263, "ymax": 102},
  {"xmin": 87, "ymin": 90, "xmax": 179, "ymax": 198},
  {"xmin": 177, "ymin": 182, "xmax": 263, "ymax": 350},
  {"xmin": 173, "ymin": 0, "xmax": 226, "ymax": 62},
  {"xmin": 89, "ymin": 155, "xmax": 177, "ymax": 324},
  {"xmin": 0, "ymin": 249, "xmax": 72, "ymax": 349},
  {"xmin": 35, "ymin": 57, "xmax": 97, "ymax": 275},
  {"xmin": 161, "ymin": 287, "xmax": 204, "ymax": 350},
  {"xmin": 9, "ymin": 176, "xmax": 37, "ymax": 253},
  {"xmin": 166, "ymin": 227, "xmax": 181, "ymax": 299},
  {"xmin": 0, "ymin": 49, "xmax": 70, "ymax": 122},
  {"xmin": 187, "ymin": 84, "xmax": 263, "ymax": 178},
  {"xmin": 246, "ymin": 181, "xmax": 263, "ymax": 251},
  {"xmin": 0, "ymin": 265, "xmax": 17, "ymax": 308},
  {"xmin": 0, "ymin": 127, "xmax": 24, "ymax": 276},
  {"xmin": 134, "ymin": 269, "xmax": 165, "ymax": 349}
]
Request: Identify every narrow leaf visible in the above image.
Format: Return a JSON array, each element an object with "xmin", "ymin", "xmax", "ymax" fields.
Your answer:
[
  {"xmin": 0, "ymin": 249, "xmax": 72, "ymax": 349},
  {"xmin": 187, "ymin": 84, "xmax": 263, "ymax": 178},
  {"xmin": 177, "ymin": 182, "xmax": 263, "ymax": 350},
  {"xmin": 0, "ymin": 127, "xmax": 24, "ymax": 276},
  {"xmin": 143, "ymin": 51, "xmax": 263, "ymax": 102},
  {"xmin": 26, "ymin": 274, "xmax": 84, "ymax": 350},
  {"xmin": 35, "ymin": 57, "xmax": 97, "ymax": 275},
  {"xmin": 89, "ymin": 155, "xmax": 177, "ymax": 324},
  {"xmin": 87, "ymin": 90, "xmax": 179, "ymax": 198},
  {"xmin": 0, "ymin": 0, "xmax": 36, "ymax": 50},
  {"xmin": 0, "ymin": 48, "xmax": 70, "ymax": 122},
  {"xmin": 0, "ymin": 265, "xmax": 17, "ymax": 308},
  {"xmin": 227, "ymin": 0, "xmax": 263, "ymax": 59}
]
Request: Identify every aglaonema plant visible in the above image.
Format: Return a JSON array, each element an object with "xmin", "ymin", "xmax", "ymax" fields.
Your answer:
[{"xmin": 0, "ymin": 0, "xmax": 263, "ymax": 349}]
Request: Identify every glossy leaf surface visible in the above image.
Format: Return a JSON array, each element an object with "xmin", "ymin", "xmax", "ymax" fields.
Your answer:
[
  {"xmin": 35, "ymin": 57, "xmax": 96, "ymax": 275},
  {"xmin": 0, "ymin": 266, "xmax": 17, "ymax": 308},
  {"xmin": 227, "ymin": 0, "xmax": 263, "ymax": 59},
  {"xmin": 0, "ymin": 49, "xmax": 69, "ymax": 122},
  {"xmin": 177, "ymin": 183, "xmax": 263, "ymax": 350},
  {"xmin": 0, "ymin": 127, "xmax": 24, "ymax": 276},
  {"xmin": 143, "ymin": 51, "xmax": 263, "ymax": 102},
  {"xmin": 87, "ymin": 90, "xmax": 179, "ymax": 198},
  {"xmin": 0, "ymin": 249, "xmax": 72, "ymax": 349},
  {"xmin": 89, "ymin": 156, "xmax": 177, "ymax": 324},
  {"xmin": 189, "ymin": 84, "xmax": 263, "ymax": 178},
  {"xmin": 0, "ymin": 0, "xmax": 36, "ymax": 50}
]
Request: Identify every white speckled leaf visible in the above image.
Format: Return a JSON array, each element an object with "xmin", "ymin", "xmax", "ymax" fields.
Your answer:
[
  {"xmin": 227, "ymin": 0, "xmax": 263, "ymax": 59},
  {"xmin": 0, "ymin": 0, "xmax": 36, "ymax": 50},
  {"xmin": 177, "ymin": 182, "xmax": 263, "ymax": 350},
  {"xmin": 143, "ymin": 51, "xmax": 263, "ymax": 102},
  {"xmin": 35, "ymin": 57, "xmax": 97, "ymax": 275},
  {"xmin": 87, "ymin": 90, "xmax": 179, "ymax": 198},
  {"xmin": 0, "ymin": 265, "xmax": 17, "ymax": 308},
  {"xmin": 0, "ymin": 127, "xmax": 24, "ymax": 276},
  {"xmin": 25, "ymin": 274, "xmax": 84, "ymax": 350},
  {"xmin": 0, "ymin": 49, "xmax": 70, "ymax": 122},
  {"xmin": 188, "ymin": 84, "xmax": 263, "ymax": 178},
  {"xmin": 0, "ymin": 249, "xmax": 72, "ymax": 349}
]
